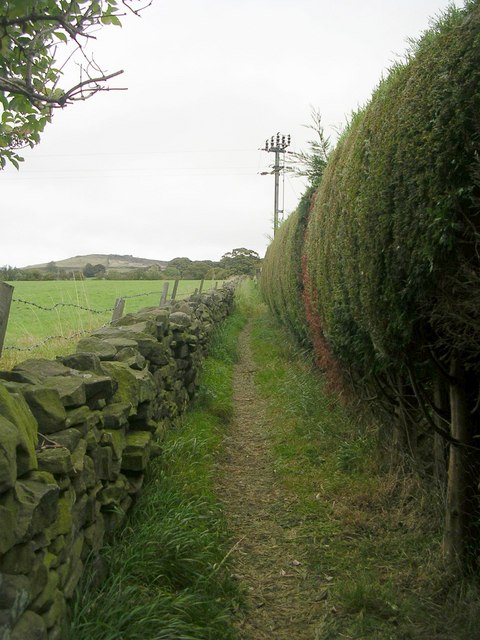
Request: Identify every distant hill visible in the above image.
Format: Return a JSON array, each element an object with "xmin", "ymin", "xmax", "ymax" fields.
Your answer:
[{"xmin": 25, "ymin": 254, "xmax": 169, "ymax": 272}]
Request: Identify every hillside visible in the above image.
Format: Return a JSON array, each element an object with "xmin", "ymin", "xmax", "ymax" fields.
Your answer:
[{"xmin": 25, "ymin": 254, "xmax": 169, "ymax": 271}]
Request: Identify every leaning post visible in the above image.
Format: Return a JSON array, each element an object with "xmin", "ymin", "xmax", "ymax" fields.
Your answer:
[
  {"xmin": 171, "ymin": 279, "xmax": 180, "ymax": 301},
  {"xmin": 160, "ymin": 282, "xmax": 169, "ymax": 305},
  {"xmin": 111, "ymin": 298, "xmax": 125, "ymax": 322},
  {"xmin": 0, "ymin": 282, "xmax": 14, "ymax": 358}
]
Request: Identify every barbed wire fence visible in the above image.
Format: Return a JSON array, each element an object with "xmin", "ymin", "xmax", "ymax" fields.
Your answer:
[{"xmin": 0, "ymin": 279, "xmax": 219, "ymax": 357}]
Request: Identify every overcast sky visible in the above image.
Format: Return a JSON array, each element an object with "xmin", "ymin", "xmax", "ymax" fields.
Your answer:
[{"xmin": 1, "ymin": 0, "xmax": 462, "ymax": 268}]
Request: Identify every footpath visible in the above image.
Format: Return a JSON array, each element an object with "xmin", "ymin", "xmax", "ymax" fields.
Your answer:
[{"xmin": 216, "ymin": 323, "xmax": 323, "ymax": 640}]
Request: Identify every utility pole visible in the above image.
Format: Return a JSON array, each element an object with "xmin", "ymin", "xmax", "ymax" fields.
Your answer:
[{"xmin": 261, "ymin": 133, "xmax": 291, "ymax": 236}]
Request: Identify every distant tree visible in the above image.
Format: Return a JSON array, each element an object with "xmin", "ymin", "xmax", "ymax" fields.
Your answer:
[
  {"xmin": 83, "ymin": 262, "xmax": 105, "ymax": 278},
  {"xmin": 286, "ymin": 107, "xmax": 332, "ymax": 188},
  {"xmin": 165, "ymin": 257, "xmax": 193, "ymax": 278},
  {"xmin": 220, "ymin": 248, "xmax": 261, "ymax": 276},
  {"xmin": 205, "ymin": 267, "xmax": 228, "ymax": 280},
  {"xmin": 163, "ymin": 265, "xmax": 181, "ymax": 279},
  {"xmin": 0, "ymin": 1, "xmax": 148, "ymax": 169}
]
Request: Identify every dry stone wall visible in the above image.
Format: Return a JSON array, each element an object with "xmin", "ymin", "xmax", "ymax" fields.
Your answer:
[{"xmin": 0, "ymin": 286, "xmax": 234, "ymax": 640}]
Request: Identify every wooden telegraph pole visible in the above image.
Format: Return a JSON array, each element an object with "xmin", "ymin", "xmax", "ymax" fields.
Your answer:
[{"xmin": 261, "ymin": 133, "xmax": 291, "ymax": 236}]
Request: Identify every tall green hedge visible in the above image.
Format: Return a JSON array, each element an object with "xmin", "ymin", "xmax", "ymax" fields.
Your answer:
[
  {"xmin": 262, "ymin": 1, "xmax": 480, "ymax": 568},
  {"xmin": 261, "ymin": 188, "xmax": 314, "ymax": 347}
]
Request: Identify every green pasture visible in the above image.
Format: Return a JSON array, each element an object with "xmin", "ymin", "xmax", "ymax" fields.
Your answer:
[{"xmin": 1, "ymin": 279, "xmax": 220, "ymax": 367}]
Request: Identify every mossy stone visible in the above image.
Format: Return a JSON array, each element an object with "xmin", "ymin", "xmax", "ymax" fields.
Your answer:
[
  {"xmin": 0, "ymin": 416, "xmax": 19, "ymax": 492},
  {"xmin": 31, "ymin": 569, "xmax": 59, "ymax": 613},
  {"xmin": 100, "ymin": 362, "xmax": 139, "ymax": 414},
  {"xmin": 12, "ymin": 359, "xmax": 71, "ymax": 381},
  {"xmin": 58, "ymin": 352, "xmax": 104, "ymax": 374},
  {"xmin": 101, "ymin": 402, "xmax": 130, "ymax": 429},
  {"xmin": 0, "ymin": 573, "xmax": 31, "ymax": 618},
  {"xmin": 15, "ymin": 478, "xmax": 59, "ymax": 541},
  {"xmin": 121, "ymin": 431, "xmax": 152, "ymax": 472},
  {"xmin": 41, "ymin": 589, "xmax": 65, "ymax": 629},
  {"xmin": 42, "ymin": 377, "xmax": 86, "ymax": 408},
  {"xmin": 43, "ymin": 428, "xmax": 82, "ymax": 453},
  {"xmin": 0, "ymin": 541, "xmax": 36, "ymax": 575},
  {"xmin": 75, "ymin": 337, "xmax": 117, "ymax": 360},
  {"xmin": 11, "ymin": 610, "xmax": 46, "ymax": 640},
  {"xmin": 100, "ymin": 429, "xmax": 126, "ymax": 460},
  {"xmin": 36, "ymin": 448, "xmax": 73, "ymax": 476},
  {"xmin": 0, "ymin": 383, "xmax": 38, "ymax": 476},
  {"xmin": 22, "ymin": 387, "xmax": 66, "ymax": 435}
]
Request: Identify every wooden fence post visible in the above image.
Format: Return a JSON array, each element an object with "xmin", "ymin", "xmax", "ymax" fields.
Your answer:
[
  {"xmin": 0, "ymin": 282, "xmax": 14, "ymax": 358},
  {"xmin": 160, "ymin": 282, "xmax": 169, "ymax": 305},
  {"xmin": 111, "ymin": 297, "xmax": 125, "ymax": 322},
  {"xmin": 214, "ymin": 281, "xmax": 218, "ymax": 290},
  {"xmin": 171, "ymin": 279, "xmax": 179, "ymax": 301},
  {"xmin": 199, "ymin": 279, "xmax": 205, "ymax": 294}
]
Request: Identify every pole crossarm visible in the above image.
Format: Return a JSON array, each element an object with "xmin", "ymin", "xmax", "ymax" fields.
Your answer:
[{"xmin": 261, "ymin": 132, "xmax": 291, "ymax": 236}]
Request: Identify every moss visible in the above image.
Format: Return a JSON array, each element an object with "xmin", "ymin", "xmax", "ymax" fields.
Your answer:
[{"xmin": 0, "ymin": 383, "xmax": 38, "ymax": 475}]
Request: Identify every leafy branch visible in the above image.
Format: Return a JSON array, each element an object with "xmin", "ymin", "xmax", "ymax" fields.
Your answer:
[{"xmin": 0, "ymin": 0, "xmax": 150, "ymax": 168}]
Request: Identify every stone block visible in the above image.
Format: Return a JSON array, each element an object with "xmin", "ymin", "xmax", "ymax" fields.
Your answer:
[
  {"xmin": 0, "ymin": 573, "xmax": 31, "ymax": 616},
  {"xmin": 12, "ymin": 360, "xmax": 70, "ymax": 381},
  {"xmin": 41, "ymin": 428, "xmax": 81, "ymax": 452},
  {"xmin": 22, "ymin": 387, "xmax": 66, "ymax": 435},
  {"xmin": 74, "ymin": 372, "xmax": 115, "ymax": 401},
  {"xmin": 41, "ymin": 590, "xmax": 66, "ymax": 630},
  {"xmin": 36, "ymin": 448, "xmax": 73, "ymax": 477},
  {"xmin": 42, "ymin": 377, "xmax": 86, "ymax": 408},
  {"xmin": 0, "ymin": 384, "xmax": 38, "ymax": 476},
  {"xmin": 71, "ymin": 494, "xmax": 89, "ymax": 532},
  {"xmin": 58, "ymin": 352, "xmax": 104, "ymax": 374},
  {"xmin": 75, "ymin": 337, "xmax": 117, "ymax": 360},
  {"xmin": 0, "ymin": 417, "xmax": 19, "ymax": 492},
  {"xmin": 97, "ymin": 475, "xmax": 128, "ymax": 506},
  {"xmin": 100, "ymin": 362, "xmax": 139, "ymax": 414},
  {"xmin": 0, "ymin": 542, "xmax": 36, "ymax": 575},
  {"xmin": 169, "ymin": 311, "xmax": 191, "ymax": 327},
  {"xmin": 1, "ymin": 477, "xmax": 59, "ymax": 546},
  {"xmin": 90, "ymin": 446, "xmax": 115, "ymax": 481},
  {"xmin": 31, "ymin": 569, "xmax": 59, "ymax": 614},
  {"xmin": 114, "ymin": 347, "xmax": 146, "ymax": 370},
  {"xmin": 65, "ymin": 406, "xmax": 101, "ymax": 429},
  {"xmin": 100, "ymin": 429, "xmax": 126, "ymax": 461},
  {"xmin": 121, "ymin": 431, "xmax": 152, "ymax": 472},
  {"xmin": 11, "ymin": 610, "xmax": 47, "ymax": 640},
  {"xmin": 101, "ymin": 403, "xmax": 131, "ymax": 429},
  {"xmin": 63, "ymin": 557, "xmax": 83, "ymax": 600},
  {"xmin": 71, "ymin": 440, "xmax": 87, "ymax": 474}
]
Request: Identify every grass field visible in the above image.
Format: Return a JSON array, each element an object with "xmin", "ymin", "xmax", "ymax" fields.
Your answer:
[{"xmin": 1, "ymin": 279, "xmax": 221, "ymax": 369}]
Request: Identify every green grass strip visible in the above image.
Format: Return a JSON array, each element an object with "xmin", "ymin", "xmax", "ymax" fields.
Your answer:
[
  {"xmin": 67, "ymin": 306, "xmax": 246, "ymax": 640},
  {"xmin": 247, "ymin": 283, "xmax": 480, "ymax": 640}
]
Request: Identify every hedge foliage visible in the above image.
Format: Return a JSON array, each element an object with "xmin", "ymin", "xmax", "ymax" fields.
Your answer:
[
  {"xmin": 261, "ymin": 188, "xmax": 314, "ymax": 347},
  {"xmin": 304, "ymin": 2, "xmax": 480, "ymax": 377},
  {"xmin": 262, "ymin": 1, "xmax": 480, "ymax": 567}
]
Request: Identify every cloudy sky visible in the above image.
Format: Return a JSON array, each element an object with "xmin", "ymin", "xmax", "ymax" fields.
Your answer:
[{"xmin": 1, "ymin": 0, "xmax": 461, "ymax": 268}]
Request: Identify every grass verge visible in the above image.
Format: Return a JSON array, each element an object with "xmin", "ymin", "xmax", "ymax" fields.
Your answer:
[
  {"xmin": 248, "ymin": 282, "xmax": 480, "ymax": 640},
  {"xmin": 67, "ymin": 304, "xmax": 246, "ymax": 640}
]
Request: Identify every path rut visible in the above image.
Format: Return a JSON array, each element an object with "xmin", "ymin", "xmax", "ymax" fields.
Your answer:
[{"xmin": 216, "ymin": 323, "xmax": 322, "ymax": 639}]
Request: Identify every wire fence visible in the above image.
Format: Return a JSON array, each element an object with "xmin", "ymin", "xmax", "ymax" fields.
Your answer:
[{"xmin": 0, "ymin": 279, "xmax": 220, "ymax": 359}]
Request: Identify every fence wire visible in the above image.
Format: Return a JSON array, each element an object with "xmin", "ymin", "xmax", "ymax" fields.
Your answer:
[{"xmin": 2, "ymin": 282, "xmax": 219, "ymax": 357}]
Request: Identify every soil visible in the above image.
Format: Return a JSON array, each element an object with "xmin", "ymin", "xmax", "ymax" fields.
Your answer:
[{"xmin": 216, "ymin": 323, "xmax": 323, "ymax": 640}]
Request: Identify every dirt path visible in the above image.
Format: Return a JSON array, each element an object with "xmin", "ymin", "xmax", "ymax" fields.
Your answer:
[{"xmin": 216, "ymin": 323, "xmax": 322, "ymax": 640}]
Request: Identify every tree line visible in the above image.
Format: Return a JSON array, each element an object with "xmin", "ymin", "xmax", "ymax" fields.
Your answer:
[{"xmin": 0, "ymin": 248, "xmax": 261, "ymax": 282}]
